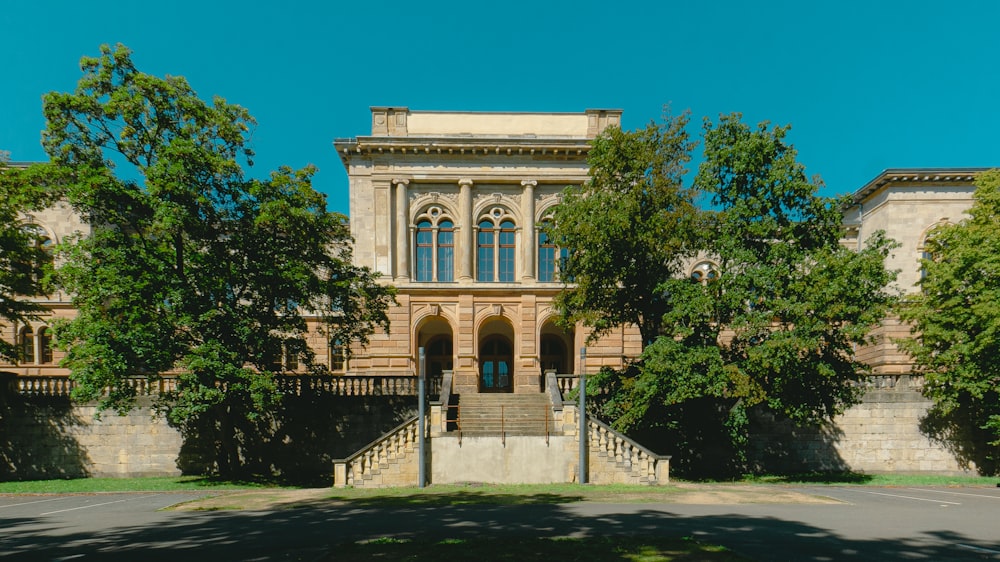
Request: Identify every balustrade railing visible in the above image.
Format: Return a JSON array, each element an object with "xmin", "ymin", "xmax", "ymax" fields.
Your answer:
[
  {"xmin": 9, "ymin": 373, "xmax": 440, "ymax": 399},
  {"xmin": 333, "ymin": 416, "xmax": 420, "ymax": 487},
  {"xmin": 555, "ymin": 374, "xmax": 579, "ymax": 395},
  {"xmin": 587, "ymin": 415, "xmax": 670, "ymax": 484}
]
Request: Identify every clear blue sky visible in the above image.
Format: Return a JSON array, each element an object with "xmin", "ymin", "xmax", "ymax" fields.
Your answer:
[{"xmin": 3, "ymin": 1, "xmax": 998, "ymax": 215}]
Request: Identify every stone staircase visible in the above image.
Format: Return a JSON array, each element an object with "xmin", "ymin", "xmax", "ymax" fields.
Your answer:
[{"xmin": 457, "ymin": 392, "xmax": 554, "ymax": 436}]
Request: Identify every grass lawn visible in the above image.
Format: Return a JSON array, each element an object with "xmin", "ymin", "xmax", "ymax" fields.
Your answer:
[
  {"xmin": 0, "ymin": 475, "xmax": 263, "ymax": 494},
  {"xmin": 0, "ymin": 472, "xmax": 995, "ymax": 497},
  {"xmin": 325, "ymin": 536, "xmax": 750, "ymax": 561}
]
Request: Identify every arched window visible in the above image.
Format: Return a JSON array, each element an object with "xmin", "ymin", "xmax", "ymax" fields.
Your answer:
[
  {"xmin": 477, "ymin": 209, "xmax": 517, "ymax": 282},
  {"xmin": 498, "ymin": 221, "xmax": 515, "ymax": 281},
  {"xmin": 38, "ymin": 327, "xmax": 52, "ymax": 364},
  {"xmin": 413, "ymin": 207, "xmax": 455, "ymax": 282},
  {"xmin": 415, "ymin": 220, "xmax": 434, "ymax": 282},
  {"xmin": 538, "ymin": 230, "xmax": 556, "ymax": 282},
  {"xmin": 690, "ymin": 261, "xmax": 719, "ymax": 284},
  {"xmin": 20, "ymin": 326, "xmax": 35, "ymax": 364},
  {"xmin": 330, "ymin": 339, "xmax": 347, "ymax": 372},
  {"xmin": 477, "ymin": 220, "xmax": 495, "ymax": 282},
  {"xmin": 15, "ymin": 224, "xmax": 52, "ymax": 293},
  {"xmin": 537, "ymin": 226, "xmax": 570, "ymax": 283},
  {"xmin": 918, "ymin": 221, "xmax": 950, "ymax": 281},
  {"xmin": 437, "ymin": 220, "xmax": 454, "ymax": 282}
]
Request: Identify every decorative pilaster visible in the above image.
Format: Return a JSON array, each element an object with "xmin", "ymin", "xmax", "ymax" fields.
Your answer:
[
  {"xmin": 521, "ymin": 180, "xmax": 537, "ymax": 281},
  {"xmin": 458, "ymin": 179, "xmax": 474, "ymax": 280},
  {"xmin": 393, "ymin": 179, "xmax": 410, "ymax": 281}
]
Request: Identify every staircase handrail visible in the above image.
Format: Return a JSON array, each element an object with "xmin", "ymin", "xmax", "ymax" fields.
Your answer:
[
  {"xmin": 586, "ymin": 414, "xmax": 672, "ymax": 484},
  {"xmin": 587, "ymin": 414, "xmax": 669, "ymax": 463},
  {"xmin": 336, "ymin": 415, "xmax": 420, "ymax": 466},
  {"xmin": 430, "ymin": 370, "xmax": 454, "ymax": 407},
  {"xmin": 545, "ymin": 370, "xmax": 563, "ymax": 411}
]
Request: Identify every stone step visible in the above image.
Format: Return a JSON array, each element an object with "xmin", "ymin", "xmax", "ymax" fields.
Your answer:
[{"xmin": 456, "ymin": 392, "xmax": 554, "ymax": 435}]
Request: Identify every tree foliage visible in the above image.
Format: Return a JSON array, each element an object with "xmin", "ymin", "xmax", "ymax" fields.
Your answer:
[
  {"xmin": 547, "ymin": 111, "xmax": 699, "ymax": 345},
  {"xmin": 577, "ymin": 114, "xmax": 899, "ymax": 475},
  {"xmin": 30, "ymin": 44, "xmax": 393, "ymax": 473},
  {"xmin": 0, "ymin": 160, "xmax": 63, "ymax": 362},
  {"xmin": 899, "ymin": 169, "xmax": 1000, "ymax": 467}
]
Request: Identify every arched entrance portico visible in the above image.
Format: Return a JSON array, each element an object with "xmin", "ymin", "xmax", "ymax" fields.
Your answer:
[
  {"xmin": 478, "ymin": 319, "xmax": 514, "ymax": 393},
  {"xmin": 540, "ymin": 321, "xmax": 574, "ymax": 375},
  {"xmin": 417, "ymin": 316, "xmax": 454, "ymax": 388}
]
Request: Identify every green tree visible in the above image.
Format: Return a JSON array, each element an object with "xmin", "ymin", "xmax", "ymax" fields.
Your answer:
[
  {"xmin": 33, "ymin": 44, "xmax": 394, "ymax": 476},
  {"xmin": 547, "ymin": 111, "xmax": 699, "ymax": 346},
  {"xmin": 0, "ymin": 159, "xmax": 61, "ymax": 362},
  {"xmin": 588, "ymin": 114, "xmax": 898, "ymax": 475},
  {"xmin": 899, "ymin": 169, "xmax": 1000, "ymax": 472}
]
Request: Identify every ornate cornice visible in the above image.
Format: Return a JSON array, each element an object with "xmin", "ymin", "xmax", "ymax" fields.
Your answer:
[
  {"xmin": 334, "ymin": 136, "xmax": 592, "ymax": 165},
  {"xmin": 850, "ymin": 168, "xmax": 987, "ymax": 204}
]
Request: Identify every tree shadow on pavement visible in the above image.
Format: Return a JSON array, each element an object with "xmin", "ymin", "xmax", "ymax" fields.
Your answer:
[{"xmin": 3, "ymin": 498, "xmax": 999, "ymax": 561}]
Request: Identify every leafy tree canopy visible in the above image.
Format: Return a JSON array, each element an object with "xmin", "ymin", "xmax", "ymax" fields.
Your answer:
[
  {"xmin": 0, "ymin": 160, "xmax": 62, "ymax": 361},
  {"xmin": 28, "ymin": 45, "xmax": 393, "ymax": 452},
  {"xmin": 900, "ymin": 169, "xmax": 1000, "ymax": 463},
  {"xmin": 547, "ymin": 110, "xmax": 700, "ymax": 346},
  {"xmin": 560, "ymin": 113, "xmax": 899, "ymax": 474}
]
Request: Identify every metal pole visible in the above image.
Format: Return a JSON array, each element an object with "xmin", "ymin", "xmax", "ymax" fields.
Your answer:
[
  {"xmin": 418, "ymin": 346, "xmax": 426, "ymax": 488},
  {"xmin": 578, "ymin": 346, "xmax": 587, "ymax": 485}
]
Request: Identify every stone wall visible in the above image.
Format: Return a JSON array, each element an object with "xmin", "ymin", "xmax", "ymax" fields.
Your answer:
[
  {"xmin": 750, "ymin": 377, "xmax": 973, "ymax": 475},
  {"xmin": 0, "ymin": 386, "xmax": 416, "ymax": 483},
  {"xmin": 0, "ymin": 395, "xmax": 182, "ymax": 479}
]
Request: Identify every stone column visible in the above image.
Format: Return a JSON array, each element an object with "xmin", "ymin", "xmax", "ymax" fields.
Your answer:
[
  {"xmin": 520, "ymin": 180, "xmax": 537, "ymax": 281},
  {"xmin": 393, "ymin": 179, "xmax": 410, "ymax": 281},
  {"xmin": 458, "ymin": 179, "xmax": 474, "ymax": 281}
]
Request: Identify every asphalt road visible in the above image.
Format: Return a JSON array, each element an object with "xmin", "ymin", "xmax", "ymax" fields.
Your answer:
[{"xmin": 1, "ymin": 486, "xmax": 998, "ymax": 561}]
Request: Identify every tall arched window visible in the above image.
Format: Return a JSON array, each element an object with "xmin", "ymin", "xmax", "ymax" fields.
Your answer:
[
  {"xmin": 20, "ymin": 326, "xmax": 35, "ymax": 364},
  {"xmin": 918, "ymin": 221, "xmax": 949, "ymax": 281},
  {"xmin": 415, "ymin": 220, "xmax": 434, "ymax": 282},
  {"xmin": 477, "ymin": 211, "xmax": 517, "ymax": 282},
  {"xmin": 330, "ymin": 339, "xmax": 346, "ymax": 372},
  {"xmin": 477, "ymin": 220, "xmax": 495, "ymax": 282},
  {"xmin": 498, "ymin": 221, "xmax": 515, "ymax": 281},
  {"xmin": 413, "ymin": 207, "xmax": 455, "ymax": 282},
  {"xmin": 538, "ymin": 230, "xmax": 556, "ymax": 282},
  {"xmin": 437, "ymin": 220, "xmax": 454, "ymax": 282},
  {"xmin": 15, "ymin": 224, "xmax": 52, "ymax": 293},
  {"xmin": 38, "ymin": 327, "xmax": 52, "ymax": 364}
]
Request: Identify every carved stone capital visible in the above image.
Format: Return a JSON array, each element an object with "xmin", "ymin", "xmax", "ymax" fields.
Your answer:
[
  {"xmin": 521, "ymin": 179, "xmax": 538, "ymax": 188},
  {"xmin": 392, "ymin": 178, "xmax": 410, "ymax": 187},
  {"xmin": 458, "ymin": 178, "xmax": 474, "ymax": 188}
]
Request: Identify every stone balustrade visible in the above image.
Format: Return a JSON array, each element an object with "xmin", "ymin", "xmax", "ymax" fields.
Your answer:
[
  {"xmin": 554, "ymin": 374, "xmax": 578, "ymax": 395},
  {"xmin": 8, "ymin": 373, "xmax": 439, "ymax": 399},
  {"xmin": 333, "ymin": 416, "xmax": 421, "ymax": 487},
  {"xmin": 586, "ymin": 415, "xmax": 670, "ymax": 485}
]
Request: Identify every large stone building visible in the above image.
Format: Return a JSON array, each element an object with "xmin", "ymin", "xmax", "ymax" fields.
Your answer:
[
  {"xmin": 1, "ymin": 109, "xmax": 991, "ymax": 479},
  {"xmin": 842, "ymin": 168, "xmax": 984, "ymax": 375},
  {"xmin": 333, "ymin": 108, "xmax": 639, "ymax": 394}
]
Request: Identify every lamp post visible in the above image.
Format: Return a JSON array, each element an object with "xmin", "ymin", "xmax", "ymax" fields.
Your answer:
[
  {"xmin": 578, "ymin": 346, "xmax": 587, "ymax": 485},
  {"xmin": 418, "ymin": 346, "xmax": 426, "ymax": 488}
]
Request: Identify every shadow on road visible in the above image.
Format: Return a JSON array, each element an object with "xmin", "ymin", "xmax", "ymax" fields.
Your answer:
[{"xmin": 3, "ymin": 500, "xmax": 998, "ymax": 561}]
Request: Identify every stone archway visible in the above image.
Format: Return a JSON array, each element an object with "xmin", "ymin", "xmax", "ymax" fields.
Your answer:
[
  {"xmin": 540, "ymin": 321, "xmax": 574, "ymax": 375},
  {"xmin": 417, "ymin": 316, "xmax": 454, "ymax": 385}
]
